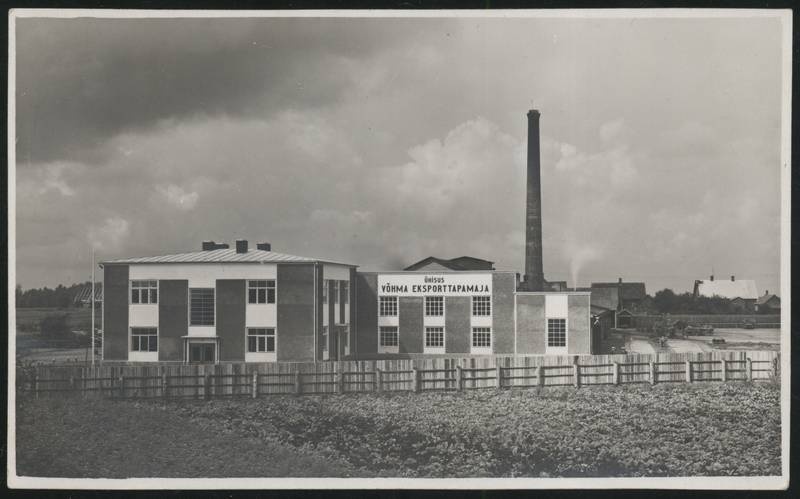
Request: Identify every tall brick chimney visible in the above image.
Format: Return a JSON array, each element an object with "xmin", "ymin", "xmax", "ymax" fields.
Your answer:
[{"xmin": 522, "ymin": 109, "xmax": 545, "ymax": 291}]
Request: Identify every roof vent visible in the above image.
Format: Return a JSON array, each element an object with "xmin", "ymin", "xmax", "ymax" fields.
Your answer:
[
  {"xmin": 256, "ymin": 242, "xmax": 271, "ymax": 251},
  {"xmin": 710, "ymin": 275, "xmax": 714, "ymax": 281},
  {"xmin": 236, "ymin": 239, "xmax": 248, "ymax": 254},
  {"xmin": 618, "ymin": 277, "xmax": 622, "ymax": 284},
  {"xmin": 731, "ymin": 275, "xmax": 735, "ymax": 281}
]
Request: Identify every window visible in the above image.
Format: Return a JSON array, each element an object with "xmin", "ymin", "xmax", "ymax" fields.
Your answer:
[
  {"xmin": 333, "ymin": 281, "xmax": 340, "ymax": 304},
  {"xmin": 131, "ymin": 280, "xmax": 158, "ymax": 304},
  {"xmin": 379, "ymin": 326, "xmax": 399, "ymax": 347},
  {"xmin": 472, "ymin": 327, "xmax": 492, "ymax": 348},
  {"xmin": 548, "ymin": 318, "xmax": 567, "ymax": 348},
  {"xmin": 472, "ymin": 296, "xmax": 491, "ymax": 316},
  {"xmin": 322, "ymin": 326, "xmax": 329, "ymax": 352},
  {"xmin": 341, "ymin": 281, "xmax": 349, "ymax": 304},
  {"xmin": 247, "ymin": 328, "xmax": 276, "ymax": 353},
  {"xmin": 131, "ymin": 327, "xmax": 157, "ymax": 352},
  {"xmin": 425, "ymin": 327, "xmax": 444, "ymax": 348},
  {"xmin": 425, "ymin": 296, "xmax": 444, "ymax": 317},
  {"xmin": 379, "ymin": 296, "xmax": 398, "ymax": 316},
  {"xmin": 190, "ymin": 288, "xmax": 215, "ymax": 326},
  {"xmin": 248, "ymin": 280, "xmax": 275, "ymax": 304},
  {"xmin": 322, "ymin": 279, "xmax": 329, "ymax": 304}
]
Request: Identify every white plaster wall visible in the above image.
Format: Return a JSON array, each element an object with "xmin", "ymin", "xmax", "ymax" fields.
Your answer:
[
  {"xmin": 129, "ymin": 263, "xmax": 277, "ymax": 287},
  {"xmin": 246, "ymin": 304, "xmax": 276, "ymax": 327},
  {"xmin": 129, "ymin": 305, "xmax": 158, "ymax": 327},
  {"xmin": 323, "ymin": 264, "xmax": 351, "ymax": 281},
  {"xmin": 545, "ymin": 294, "xmax": 569, "ymax": 318}
]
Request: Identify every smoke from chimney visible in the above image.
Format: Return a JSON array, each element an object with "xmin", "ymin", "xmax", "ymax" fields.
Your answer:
[{"xmin": 522, "ymin": 109, "xmax": 545, "ymax": 291}]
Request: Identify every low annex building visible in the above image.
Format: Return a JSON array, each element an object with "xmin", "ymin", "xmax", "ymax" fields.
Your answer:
[{"xmin": 100, "ymin": 241, "xmax": 593, "ymax": 363}]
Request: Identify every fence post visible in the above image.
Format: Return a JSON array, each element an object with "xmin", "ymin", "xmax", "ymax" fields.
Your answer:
[
  {"xmin": 612, "ymin": 362, "xmax": 620, "ymax": 386},
  {"xmin": 119, "ymin": 375, "xmax": 125, "ymax": 398},
  {"xmin": 412, "ymin": 367, "xmax": 420, "ymax": 393},
  {"xmin": 772, "ymin": 357, "xmax": 779, "ymax": 379},
  {"xmin": 495, "ymin": 365, "xmax": 503, "ymax": 389},
  {"xmin": 294, "ymin": 370, "xmax": 302, "ymax": 395},
  {"xmin": 455, "ymin": 366, "xmax": 463, "ymax": 391},
  {"xmin": 336, "ymin": 366, "xmax": 345, "ymax": 394},
  {"xmin": 649, "ymin": 361, "xmax": 656, "ymax": 385},
  {"xmin": 162, "ymin": 372, "xmax": 168, "ymax": 398},
  {"xmin": 375, "ymin": 368, "xmax": 382, "ymax": 392},
  {"xmin": 204, "ymin": 373, "xmax": 211, "ymax": 400},
  {"xmin": 252, "ymin": 372, "xmax": 258, "ymax": 399},
  {"xmin": 685, "ymin": 361, "xmax": 692, "ymax": 383},
  {"xmin": 34, "ymin": 374, "xmax": 39, "ymax": 399},
  {"xmin": 536, "ymin": 366, "xmax": 544, "ymax": 388},
  {"xmin": 746, "ymin": 358, "xmax": 753, "ymax": 382},
  {"xmin": 69, "ymin": 376, "xmax": 75, "ymax": 393},
  {"xmin": 573, "ymin": 363, "xmax": 580, "ymax": 388},
  {"xmin": 720, "ymin": 359, "xmax": 727, "ymax": 382}
]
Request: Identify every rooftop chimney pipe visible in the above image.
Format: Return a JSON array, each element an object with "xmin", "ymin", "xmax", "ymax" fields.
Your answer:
[
  {"xmin": 731, "ymin": 275, "xmax": 735, "ymax": 281},
  {"xmin": 236, "ymin": 239, "xmax": 248, "ymax": 254},
  {"xmin": 710, "ymin": 275, "xmax": 714, "ymax": 281},
  {"xmin": 618, "ymin": 277, "xmax": 623, "ymax": 284},
  {"xmin": 523, "ymin": 109, "xmax": 545, "ymax": 292},
  {"xmin": 256, "ymin": 242, "xmax": 272, "ymax": 251}
]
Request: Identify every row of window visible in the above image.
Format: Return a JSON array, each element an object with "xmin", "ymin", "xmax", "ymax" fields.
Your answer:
[
  {"xmin": 130, "ymin": 327, "xmax": 277, "ymax": 353},
  {"xmin": 377, "ymin": 326, "xmax": 494, "ymax": 349},
  {"xmin": 130, "ymin": 280, "xmax": 278, "ymax": 307},
  {"xmin": 375, "ymin": 320, "xmax": 567, "ymax": 350},
  {"xmin": 131, "ymin": 320, "xmax": 567, "ymax": 354},
  {"xmin": 379, "ymin": 295, "xmax": 492, "ymax": 317},
  {"xmin": 322, "ymin": 279, "xmax": 349, "ymax": 305}
]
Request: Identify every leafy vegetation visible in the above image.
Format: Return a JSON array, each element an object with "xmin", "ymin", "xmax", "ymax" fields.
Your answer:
[
  {"xmin": 652, "ymin": 288, "xmax": 746, "ymax": 314},
  {"xmin": 16, "ymin": 383, "xmax": 780, "ymax": 478}
]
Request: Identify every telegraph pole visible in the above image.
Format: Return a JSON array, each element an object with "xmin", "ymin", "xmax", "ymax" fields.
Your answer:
[{"xmin": 91, "ymin": 248, "xmax": 95, "ymax": 367}]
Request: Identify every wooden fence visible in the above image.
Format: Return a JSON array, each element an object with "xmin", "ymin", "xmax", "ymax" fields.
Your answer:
[
  {"xmin": 631, "ymin": 314, "xmax": 780, "ymax": 330},
  {"xmin": 17, "ymin": 350, "xmax": 779, "ymax": 400}
]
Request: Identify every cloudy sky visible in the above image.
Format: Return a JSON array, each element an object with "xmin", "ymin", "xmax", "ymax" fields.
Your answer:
[{"xmin": 14, "ymin": 14, "xmax": 785, "ymax": 293}]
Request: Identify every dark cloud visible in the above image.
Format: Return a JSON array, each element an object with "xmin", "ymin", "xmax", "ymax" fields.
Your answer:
[{"xmin": 15, "ymin": 17, "xmax": 445, "ymax": 163}]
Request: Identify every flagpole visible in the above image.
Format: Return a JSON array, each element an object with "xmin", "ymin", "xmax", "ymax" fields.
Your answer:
[{"xmin": 91, "ymin": 248, "xmax": 95, "ymax": 367}]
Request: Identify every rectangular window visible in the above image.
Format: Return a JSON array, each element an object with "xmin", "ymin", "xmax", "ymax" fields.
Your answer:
[
  {"xmin": 248, "ymin": 280, "xmax": 276, "ymax": 304},
  {"xmin": 472, "ymin": 296, "xmax": 491, "ymax": 316},
  {"xmin": 471, "ymin": 327, "xmax": 492, "ymax": 348},
  {"xmin": 547, "ymin": 318, "xmax": 567, "ymax": 348},
  {"xmin": 333, "ymin": 282, "xmax": 340, "ymax": 304},
  {"xmin": 189, "ymin": 288, "xmax": 215, "ymax": 326},
  {"xmin": 131, "ymin": 280, "xmax": 158, "ymax": 304},
  {"xmin": 322, "ymin": 326, "xmax": 329, "ymax": 352},
  {"xmin": 131, "ymin": 327, "xmax": 158, "ymax": 352},
  {"xmin": 379, "ymin": 296, "xmax": 398, "ymax": 316},
  {"xmin": 341, "ymin": 281, "xmax": 349, "ymax": 304},
  {"xmin": 247, "ymin": 328, "xmax": 276, "ymax": 353},
  {"xmin": 424, "ymin": 296, "xmax": 444, "ymax": 317},
  {"xmin": 424, "ymin": 326, "xmax": 444, "ymax": 348},
  {"xmin": 322, "ymin": 279, "xmax": 329, "ymax": 304},
  {"xmin": 379, "ymin": 326, "xmax": 399, "ymax": 347}
]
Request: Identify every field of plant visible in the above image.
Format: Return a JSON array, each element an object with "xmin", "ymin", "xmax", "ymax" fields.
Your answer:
[{"xmin": 15, "ymin": 382, "xmax": 781, "ymax": 478}]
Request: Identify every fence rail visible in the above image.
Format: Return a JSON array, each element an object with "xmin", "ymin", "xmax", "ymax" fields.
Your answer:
[{"xmin": 16, "ymin": 351, "xmax": 779, "ymax": 400}]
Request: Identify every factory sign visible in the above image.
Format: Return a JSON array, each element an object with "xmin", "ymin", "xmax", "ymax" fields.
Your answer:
[{"xmin": 378, "ymin": 274, "xmax": 492, "ymax": 296}]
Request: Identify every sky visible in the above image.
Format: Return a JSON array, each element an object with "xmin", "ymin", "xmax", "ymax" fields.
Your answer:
[{"xmin": 13, "ymin": 14, "xmax": 785, "ymax": 294}]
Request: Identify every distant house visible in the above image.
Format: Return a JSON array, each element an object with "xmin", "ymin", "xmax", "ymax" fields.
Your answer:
[
  {"xmin": 755, "ymin": 291, "xmax": 781, "ymax": 314},
  {"xmin": 591, "ymin": 278, "xmax": 647, "ymax": 311},
  {"xmin": 545, "ymin": 280, "xmax": 569, "ymax": 292},
  {"xmin": 403, "ymin": 256, "xmax": 495, "ymax": 272},
  {"xmin": 693, "ymin": 275, "xmax": 758, "ymax": 312},
  {"xmin": 73, "ymin": 283, "xmax": 103, "ymax": 308}
]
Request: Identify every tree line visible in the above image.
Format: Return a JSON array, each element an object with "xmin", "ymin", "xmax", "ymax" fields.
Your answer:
[{"xmin": 15, "ymin": 282, "xmax": 97, "ymax": 308}]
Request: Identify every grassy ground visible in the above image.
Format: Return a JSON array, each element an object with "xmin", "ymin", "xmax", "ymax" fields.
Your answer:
[{"xmin": 15, "ymin": 382, "xmax": 781, "ymax": 479}]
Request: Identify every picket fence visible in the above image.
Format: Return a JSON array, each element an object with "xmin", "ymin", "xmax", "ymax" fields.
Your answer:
[{"xmin": 17, "ymin": 350, "xmax": 779, "ymax": 400}]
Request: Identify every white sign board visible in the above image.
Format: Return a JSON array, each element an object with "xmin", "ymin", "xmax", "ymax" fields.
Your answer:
[{"xmin": 377, "ymin": 273, "xmax": 492, "ymax": 296}]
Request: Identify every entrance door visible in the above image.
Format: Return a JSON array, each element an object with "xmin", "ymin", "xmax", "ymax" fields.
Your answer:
[{"xmin": 189, "ymin": 343, "xmax": 216, "ymax": 363}]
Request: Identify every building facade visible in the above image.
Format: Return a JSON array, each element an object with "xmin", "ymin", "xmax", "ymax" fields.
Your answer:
[
  {"xmin": 101, "ymin": 240, "xmax": 356, "ymax": 363},
  {"xmin": 101, "ymin": 241, "xmax": 594, "ymax": 363}
]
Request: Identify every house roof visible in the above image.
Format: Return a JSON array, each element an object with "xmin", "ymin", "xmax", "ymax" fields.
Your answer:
[
  {"xmin": 591, "ymin": 282, "xmax": 646, "ymax": 301},
  {"xmin": 73, "ymin": 283, "xmax": 103, "ymax": 303},
  {"xmin": 101, "ymin": 248, "xmax": 357, "ymax": 267},
  {"xmin": 756, "ymin": 293, "xmax": 780, "ymax": 306},
  {"xmin": 403, "ymin": 256, "xmax": 494, "ymax": 271},
  {"xmin": 589, "ymin": 286, "xmax": 619, "ymax": 311},
  {"xmin": 695, "ymin": 279, "xmax": 758, "ymax": 300}
]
